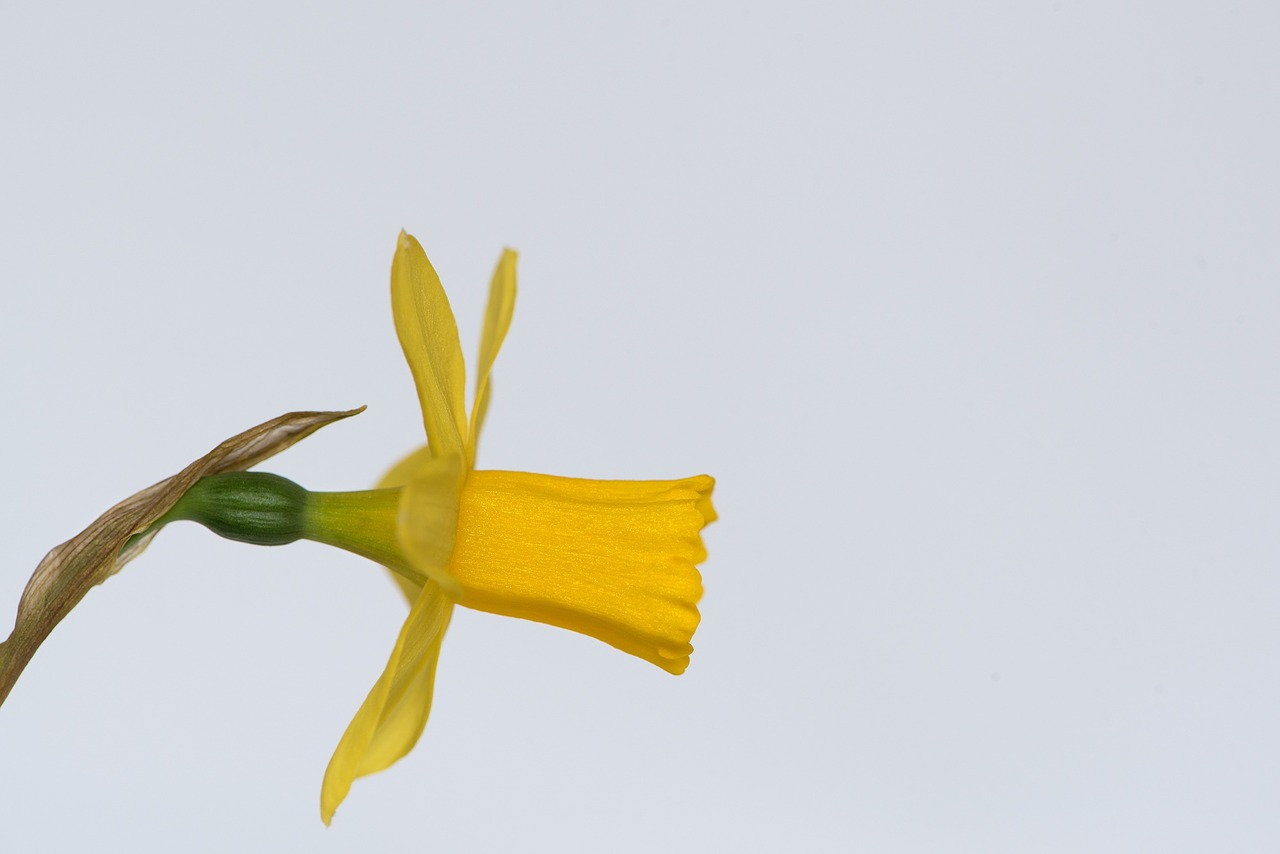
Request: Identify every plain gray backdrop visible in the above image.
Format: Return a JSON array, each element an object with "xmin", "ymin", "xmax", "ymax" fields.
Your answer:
[{"xmin": 3, "ymin": 2, "xmax": 1279, "ymax": 851}]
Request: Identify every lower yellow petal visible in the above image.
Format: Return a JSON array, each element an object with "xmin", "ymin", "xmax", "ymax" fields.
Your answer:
[
  {"xmin": 450, "ymin": 471, "xmax": 715, "ymax": 674},
  {"xmin": 321, "ymin": 582, "xmax": 452, "ymax": 824}
]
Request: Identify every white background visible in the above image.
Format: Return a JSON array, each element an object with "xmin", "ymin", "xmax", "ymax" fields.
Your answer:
[{"xmin": 3, "ymin": 2, "xmax": 1279, "ymax": 851}]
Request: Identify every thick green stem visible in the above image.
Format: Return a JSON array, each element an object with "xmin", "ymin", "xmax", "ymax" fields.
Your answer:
[
  {"xmin": 164, "ymin": 472, "xmax": 309, "ymax": 546},
  {"xmin": 156, "ymin": 471, "xmax": 422, "ymax": 585}
]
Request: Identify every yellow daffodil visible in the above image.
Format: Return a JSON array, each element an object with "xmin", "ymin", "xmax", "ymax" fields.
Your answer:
[
  {"xmin": 0, "ymin": 231, "xmax": 714, "ymax": 826},
  {"xmin": 317, "ymin": 232, "xmax": 715, "ymax": 823}
]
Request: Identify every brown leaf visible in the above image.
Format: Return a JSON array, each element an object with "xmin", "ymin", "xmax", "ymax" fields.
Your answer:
[{"xmin": 0, "ymin": 407, "xmax": 364, "ymax": 709}]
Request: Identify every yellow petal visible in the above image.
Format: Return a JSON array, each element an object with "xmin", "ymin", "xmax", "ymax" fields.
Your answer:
[
  {"xmin": 467, "ymin": 248, "xmax": 517, "ymax": 466},
  {"xmin": 321, "ymin": 582, "xmax": 453, "ymax": 825},
  {"xmin": 375, "ymin": 444, "xmax": 433, "ymax": 603},
  {"xmin": 398, "ymin": 451, "xmax": 466, "ymax": 599},
  {"xmin": 375, "ymin": 444, "xmax": 433, "ymax": 491},
  {"xmin": 391, "ymin": 231, "xmax": 467, "ymax": 459},
  {"xmin": 450, "ymin": 471, "xmax": 715, "ymax": 674}
]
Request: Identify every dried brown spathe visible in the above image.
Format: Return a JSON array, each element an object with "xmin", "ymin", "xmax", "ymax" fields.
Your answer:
[{"xmin": 0, "ymin": 407, "xmax": 362, "ymax": 708}]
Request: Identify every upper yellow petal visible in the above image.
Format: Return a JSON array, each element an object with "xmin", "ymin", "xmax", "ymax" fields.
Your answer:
[
  {"xmin": 376, "ymin": 444, "xmax": 433, "ymax": 491},
  {"xmin": 467, "ymin": 248, "xmax": 517, "ymax": 467},
  {"xmin": 321, "ymin": 582, "xmax": 452, "ymax": 824},
  {"xmin": 391, "ymin": 231, "xmax": 467, "ymax": 459}
]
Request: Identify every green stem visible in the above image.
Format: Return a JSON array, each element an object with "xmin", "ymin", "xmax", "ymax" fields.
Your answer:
[
  {"xmin": 153, "ymin": 472, "xmax": 422, "ymax": 585},
  {"xmin": 304, "ymin": 488, "xmax": 420, "ymax": 583},
  {"xmin": 164, "ymin": 472, "xmax": 309, "ymax": 546}
]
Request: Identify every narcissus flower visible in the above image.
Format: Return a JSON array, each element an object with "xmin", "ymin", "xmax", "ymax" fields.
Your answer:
[
  {"xmin": 314, "ymin": 233, "xmax": 715, "ymax": 823},
  {"xmin": 0, "ymin": 231, "xmax": 714, "ymax": 827}
]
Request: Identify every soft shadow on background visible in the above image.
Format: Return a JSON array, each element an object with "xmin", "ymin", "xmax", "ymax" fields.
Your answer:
[{"xmin": 3, "ymin": 3, "xmax": 1279, "ymax": 852}]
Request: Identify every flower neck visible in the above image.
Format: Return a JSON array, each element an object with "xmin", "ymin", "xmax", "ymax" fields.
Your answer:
[{"xmin": 159, "ymin": 472, "xmax": 422, "ymax": 585}]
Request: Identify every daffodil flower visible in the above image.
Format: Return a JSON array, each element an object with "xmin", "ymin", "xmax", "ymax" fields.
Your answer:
[
  {"xmin": 312, "ymin": 233, "xmax": 716, "ymax": 823},
  {"xmin": 0, "ymin": 232, "xmax": 715, "ymax": 826}
]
